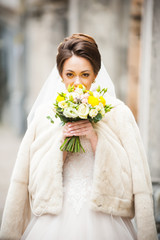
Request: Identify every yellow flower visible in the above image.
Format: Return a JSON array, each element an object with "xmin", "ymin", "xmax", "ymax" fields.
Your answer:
[
  {"xmin": 88, "ymin": 96, "xmax": 99, "ymax": 106},
  {"xmin": 56, "ymin": 95, "xmax": 65, "ymax": 102},
  {"xmin": 78, "ymin": 84, "xmax": 83, "ymax": 89},
  {"xmin": 99, "ymin": 96, "xmax": 106, "ymax": 106},
  {"xmin": 89, "ymin": 91, "xmax": 93, "ymax": 96}
]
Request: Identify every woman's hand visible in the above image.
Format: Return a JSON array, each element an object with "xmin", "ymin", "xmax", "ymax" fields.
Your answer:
[{"xmin": 62, "ymin": 120, "xmax": 98, "ymax": 153}]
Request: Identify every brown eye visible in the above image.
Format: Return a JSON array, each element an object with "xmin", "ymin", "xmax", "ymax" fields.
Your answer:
[
  {"xmin": 82, "ymin": 73, "xmax": 89, "ymax": 77},
  {"xmin": 66, "ymin": 73, "xmax": 73, "ymax": 78}
]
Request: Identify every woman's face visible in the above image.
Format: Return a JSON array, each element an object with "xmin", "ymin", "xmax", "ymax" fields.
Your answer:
[{"xmin": 61, "ymin": 55, "xmax": 96, "ymax": 90}]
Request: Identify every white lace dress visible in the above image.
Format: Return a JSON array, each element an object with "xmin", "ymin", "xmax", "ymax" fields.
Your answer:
[{"xmin": 21, "ymin": 136, "xmax": 137, "ymax": 240}]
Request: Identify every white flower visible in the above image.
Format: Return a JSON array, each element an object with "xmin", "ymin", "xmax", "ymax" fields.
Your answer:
[
  {"xmin": 74, "ymin": 88, "xmax": 84, "ymax": 95},
  {"xmin": 95, "ymin": 103, "xmax": 105, "ymax": 117},
  {"xmin": 77, "ymin": 103, "xmax": 89, "ymax": 119},
  {"xmin": 100, "ymin": 108, "xmax": 105, "ymax": 117},
  {"xmin": 95, "ymin": 102, "xmax": 104, "ymax": 111},
  {"xmin": 98, "ymin": 103, "xmax": 105, "ymax": 116},
  {"xmin": 63, "ymin": 107, "xmax": 78, "ymax": 118},
  {"xmin": 66, "ymin": 92, "xmax": 79, "ymax": 100},
  {"xmin": 89, "ymin": 109, "xmax": 98, "ymax": 118},
  {"xmin": 69, "ymin": 101, "xmax": 78, "ymax": 108},
  {"xmin": 82, "ymin": 98, "xmax": 88, "ymax": 104},
  {"xmin": 99, "ymin": 102, "xmax": 104, "ymax": 108},
  {"xmin": 58, "ymin": 101, "xmax": 68, "ymax": 108}
]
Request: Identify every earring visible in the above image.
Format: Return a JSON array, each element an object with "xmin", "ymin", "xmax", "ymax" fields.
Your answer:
[
  {"xmin": 61, "ymin": 79, "xmax": 64, "ymax": 82},
  {"xmin": 93, "ymin": 79, "xmax": 96, "ymax": 83}
]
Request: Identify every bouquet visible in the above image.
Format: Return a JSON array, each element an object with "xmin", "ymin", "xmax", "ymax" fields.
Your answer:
[{"xmin": 47, "ymin": 84, "xmax": 113, "ymax": 153}]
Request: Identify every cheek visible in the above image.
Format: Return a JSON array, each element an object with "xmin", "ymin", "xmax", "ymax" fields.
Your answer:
[
  {"xmin": 82, "ymin": 78, "xmax": 93, "ymax": 90},
  {"xmin": 63, "ymin": 78, "xmax": 74, "ymax": 88},
  {"xmin": 63, "ymin": 80, "xmax": 69, "ymax": 88},
  {"xmin": 61, "ymin": 74, "xmax": 69, "ymax": 85}
]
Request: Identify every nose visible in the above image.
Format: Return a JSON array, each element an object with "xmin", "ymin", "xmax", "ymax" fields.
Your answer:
[{"xmin": 74, "ymin": 76, "xmax": 81, "ymax": 87}]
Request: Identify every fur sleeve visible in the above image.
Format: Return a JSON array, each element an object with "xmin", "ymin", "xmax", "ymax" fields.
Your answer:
[
  {"xmin": 0, "ymin": 114, "xmax": 37, "ymax": 240},
  {"xmin": 116, "ymin": 104, "xmax": 158, "ymax": 240}
]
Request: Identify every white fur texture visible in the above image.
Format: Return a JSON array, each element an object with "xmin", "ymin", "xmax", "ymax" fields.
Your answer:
[{"xmin": 0, "ymin": 95, "xmax": 158, "ymax": 240}]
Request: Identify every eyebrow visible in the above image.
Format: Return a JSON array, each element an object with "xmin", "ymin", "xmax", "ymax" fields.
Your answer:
[{"xmin": 65, "ymin": 70, "xmax": 91, "ymax": 72}]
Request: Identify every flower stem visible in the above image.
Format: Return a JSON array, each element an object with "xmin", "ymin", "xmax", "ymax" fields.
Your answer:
[{"xmin": 60, "ymin": 136, "xmax": 85, "ymax": 153}]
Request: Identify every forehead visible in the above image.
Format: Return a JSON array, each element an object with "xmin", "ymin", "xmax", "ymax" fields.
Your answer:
[{"xmin": 63, "ymin": 55, "xmax": 93, "ymax": 71}]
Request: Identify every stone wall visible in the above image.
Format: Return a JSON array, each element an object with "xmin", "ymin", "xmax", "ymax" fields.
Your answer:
[
  {"xmin": 25, "ymin": 1, "xmax": 68, "ymax": 113},
  {"xmin": 79, "ymin": 0, "xmax": 131, "ymax": 102},
  {"xmin": 139, "ymin": 0, "xmax": 160, "ymax": 233},
  {"xmin": 148, "ymin": 0, "xmax": 160, "ymax": 179}
]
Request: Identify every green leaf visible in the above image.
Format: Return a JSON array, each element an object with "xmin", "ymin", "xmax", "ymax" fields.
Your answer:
[
  {"xmin": 67, "ymin": 84, "xmax": 74, "ymax": 92},
  {"xmin": 100, "ymin": 88, "xmax": 108, "ymax": 96},
  {"xmin": 93, "ymin": 113, "xmax": 102, "ymax": 123},
  {"xmin": 57, "ymin": 92, "xmax": 66, "ymax": 98},
  {"xmin": 58, "ymin": 115, "xmax": 70, "ymax": 123},
  {"xmin": 56, "ymin": 107, "xmax": 63, "ymax": 113},
  {"xmin": 69, "ymin": 95, "xmax": 74, "ymax": 102},
  {"xmin": 96, "ymin": 85, "xmax": 101, "ymax": 92},
  {"xmin": 104, "ymin": 104, "xmax": 114, "ymax": 113},
  {"xmin": 46, "ymin": 116, "xmax": 54, "ymax": 124}
]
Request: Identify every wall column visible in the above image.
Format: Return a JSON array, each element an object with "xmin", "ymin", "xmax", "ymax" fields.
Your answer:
[
  {"xmin": 68, "ymin": 0, "xmax": 79, "ymax": 35},
  {"xmin": 139, "ymin": 0, "xmax": 160, "ymax": 233}
]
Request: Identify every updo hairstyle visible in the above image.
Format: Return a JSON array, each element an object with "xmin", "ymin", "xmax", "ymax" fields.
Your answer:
[{"xmin": 56, "ymin": 33, "xmax": 101, "ymax": 76}]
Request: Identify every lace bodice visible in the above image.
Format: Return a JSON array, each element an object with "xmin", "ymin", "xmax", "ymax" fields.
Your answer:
[{"xmin": 63, "ymin": 136, "xmax": 94, "ymax": 215}]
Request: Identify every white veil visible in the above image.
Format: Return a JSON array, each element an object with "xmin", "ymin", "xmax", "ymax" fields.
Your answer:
[{"xmin": 27, "ymin": 62, "xmax": 116, "ymax": 126}]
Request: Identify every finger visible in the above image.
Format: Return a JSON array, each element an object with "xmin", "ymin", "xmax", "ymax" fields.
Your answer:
[
  {"xmin": 68, "ymin": 125, "xmax": 91, "ymax": 132},
  {"xmin": 68, "ymin": 122, "xmax": 91, "ymax": 131},
  {"xmin": 68, "ymin": 120, "xmax": 90, "ymax": 127},
  {"xmin": 63, "ymin": 127, "xmax": 71, "ymax": 138},
  {"xmin": 63, "ymin": 127, "xmax": 78, "ymax": 137},
  {"xmin": 65, "ymin": 122, "xmax": 72, "ymax": 126},
  {"xmin": 64, "ymin": 121, "xmax": 93, "ymax": 136},
  {"xmin": 63, "ymin": 131, "xmax": 75, "ymax": 137},
  {"xmin": 64, "ymin": 133, "xmax": 74, "ymax": 137},
  {"xmin": 63, "ymin": 124, "xmax": 72, "ymax": 132},
  {"xmin": 63, "ymin": 128, "xmax": 68, "ymax": 136},
  {"xmin": 69, "ymin": 127, "xmax": 91, "ymax": 135}
]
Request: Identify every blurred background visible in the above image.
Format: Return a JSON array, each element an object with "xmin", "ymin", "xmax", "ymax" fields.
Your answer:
[{"xmin": 0, "ymin": 0, "xmax": 160, "ymax": 236}]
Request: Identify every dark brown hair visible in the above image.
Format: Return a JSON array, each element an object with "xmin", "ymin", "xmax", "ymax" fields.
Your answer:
[{"xmin": 56, "ymin": 33, "xmax": 101, "ymax": 76}]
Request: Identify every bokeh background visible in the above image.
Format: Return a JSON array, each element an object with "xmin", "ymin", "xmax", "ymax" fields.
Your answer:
[{"xmin": 0, "ymin": 0, "xmax": 160, "ymax": 236}]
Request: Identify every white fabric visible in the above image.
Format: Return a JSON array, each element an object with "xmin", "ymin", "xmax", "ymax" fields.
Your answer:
[
  {"xmin": 0, "ymin": 98, "xmax": 157, "ymax": 240},
  {"xmin": 21, "ymin": 136, "xmax": 137, "ymax": 240},
  {"xmin": 27, "ymin": 62, "xmax": 116, "ymax": 126}
]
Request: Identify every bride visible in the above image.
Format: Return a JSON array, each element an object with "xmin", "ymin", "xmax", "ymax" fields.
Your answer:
[{"xmin": 0, "ymin": 33, "xmax": 158, "ymax": 240}]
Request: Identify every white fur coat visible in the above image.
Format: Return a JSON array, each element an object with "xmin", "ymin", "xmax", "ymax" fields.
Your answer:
[{"xmin": 0, "ymin": 94, "xmax": 158, "ymax": 240}]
